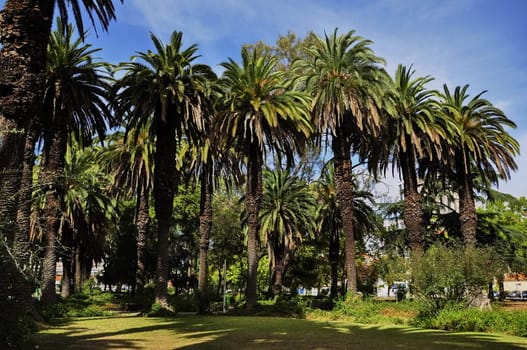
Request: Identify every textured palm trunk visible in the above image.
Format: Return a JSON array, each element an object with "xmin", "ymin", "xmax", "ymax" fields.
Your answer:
[
  {"xmin": 0, "ymin": 0, "xmax": 53, "ymax": 237},
  {"xmin": 2, "ymin": 120, "xmax": 39, "ymax": 311},
  {"xmin": 153, "ymin": 115, "xmax": 177, "ymax": 309},
  {"xmin": 74, "ymin": 245, "xmax": 83, "ymax": 292},
  {"xmin": 0, "ymin": 118, "xmax": 25, "ymax": 243},
  {"xmin": 329, "ymin": 228, "xmax": 340, "ymax": 298},
  {"xmin": 271, "ymin": 248, "xmax": 293, "ymax": 298},
  {"xmin": 61, "ymin": 257, "xmax": 72, "ymax": 298},
  {"xmin": 400, "ymin": 147, "xmax": 424, "ymax": 253},
  {"xmin": 135, "ymin": 184, "xmax": 149, "ymax": 296},
  {"xmin": 0, "ymin": 0, "xmax": 53, "ymax": 309},
  {"xmin": 332, "ymin": 134, "xmax": 357, "ymax": 294},
  {"xmin": 457, "ymin": 152, "xmax": 477, "ymax": 247},
  {"xmin": 245, "ymin": 146, "xmax": 262, "ymax": 310},
  {"xmin": 39, "ymin": 123, "xmax": 68, "ymax": 305},
  {"xmin": 198, "ymin": 160, "xmax": 213, "ymax": 313}
]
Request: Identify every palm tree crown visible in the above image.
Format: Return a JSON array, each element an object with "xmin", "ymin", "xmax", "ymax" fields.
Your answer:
[{"xmin": 220, "ymin": 47, "xmax": 313, "ymax": 157}]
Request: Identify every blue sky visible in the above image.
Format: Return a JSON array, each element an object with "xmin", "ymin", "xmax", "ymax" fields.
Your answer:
[{"xmin": 3, "ymin": 0, "xmax": 526, "ymax": 197}]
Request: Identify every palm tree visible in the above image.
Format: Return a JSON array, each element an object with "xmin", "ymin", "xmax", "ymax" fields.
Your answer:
[
  {"xmin": 113, "ymin": 31, "xmax": 215, "ymax": 309},
  {"xmin": 219, "ymin": 48, "xmax": 312, "ymax": 309},
  {"xmin": 60, "ymin": 141, "xmax": 116, "ymax": 296},
  {"xmin": 101, "ymin": 123, "xmax": 154, "ymax": 295},
  {"xmin": 438, "ymin": 85, "xmax": 519, "ymax": 246},
  {"xmin": 314, "ymin": 163, "xmax": 341, "ymax": 298},
  {"xmin": 0, "ymin": 0, "xmax": 120, "ymax": 319},
  {"xmin": 384, "ymin": 64, "xmax": 442, "ymax": 253},
  {"xmin": 0, "ymin": 0, "xmax": 120, "ymax": 234},
  {"xmin": 38, "ymin": 20, "xmax": 112, "ymax": 305},
  {"xmin": 260, "ymin": 167, "xmax": 316, "ymax": 297},
  {"xmin": 294, "ymin": 29, "xmax": 389, "ymax": 293}
]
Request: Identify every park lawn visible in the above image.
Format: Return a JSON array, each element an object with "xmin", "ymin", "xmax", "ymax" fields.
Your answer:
[{"xmin": 33, "ymin": 314, "xmax": 527, "ymax": 350}]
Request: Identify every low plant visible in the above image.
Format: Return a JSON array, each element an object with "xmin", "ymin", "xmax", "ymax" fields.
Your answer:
[{"xmin": 0, "ymin": 298, "xmax": 35, "ymax": 350}]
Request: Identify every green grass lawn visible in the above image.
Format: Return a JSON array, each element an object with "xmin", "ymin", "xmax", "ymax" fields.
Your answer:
[{"xmin": 33, "ymin": 314, "xmax": 527, "ymax": 350}]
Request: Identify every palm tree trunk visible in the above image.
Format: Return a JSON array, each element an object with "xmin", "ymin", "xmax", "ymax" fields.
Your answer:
[
  {"xmin": 61, "ymin": 257, "xmax": 72, "ymax": 298},
  {"xmin": 153, "ymin": 116, "xmax": 177, "ymax": 309},
  {"xmin": 198, "ymin": 161, "xmax": 213, "ymax": 312},
  {"xmin": 245, "ymin": 146, "xmax": 262, "ymax": 310},
  {"xmin": 1, "ymin": 119, "xmax": 39, "ymax": 312},
  {"xmin": 456, "ymin": 152, "xmax": 477, "ymax": 247},
  {"xmin": 0, "ymin": 0, "xmax": 54, "ymax": 242},
  {"xmin": 74, "ymin": 246, "xmax": 82, "ymax": 292},
  {"xmin": 135, "ymin": 184, "xmax": 149, "ymax": 296},
  {"xmin": 39, "ymin": 123, "xmax": 68, "ymax": 305},
  {"xmin": 332, "ymin": 134, "xmax": 357, "ymax": 294},
  {"xmin": 400, "ymin": 148, "xmax": 424, "ymax": 253},
  {"xmin": 0, "ymin": 117, "xmax": 25, "ymax": 243},
  {"xmin": 329, "ymin": 228, "xmax": 340, "ymax": 298}
]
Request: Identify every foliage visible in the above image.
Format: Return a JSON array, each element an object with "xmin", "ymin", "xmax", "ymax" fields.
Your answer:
[
  {"xmin": 40, "ymin": 288, "xmax": 115, "ymax": 319},
  {"xmin": 147, "ymin": 302, "xmax": 176, "ymax": 317},
  {"xmin": 318, "ymin": 295, "xmax": 415, "ymax": 325},
  {"xmin": 229, "ymin": 295, "xmax": 306, "ymax": 318},
  {"xmin": 413, "ymin": 302, "xmax": 527, "ymax": 337},
  {"xmin": 411, "ymin": 244, "xmax": 498, "ymax": 312},
  {"xmin": 0, "ymin": 298, "xmax": 35, "ymax": 350}
]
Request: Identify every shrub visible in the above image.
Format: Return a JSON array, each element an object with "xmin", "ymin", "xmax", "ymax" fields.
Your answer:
[
  {"xmin": 412, "ymin": 301, "xmax": 527, "ymax": 337},
  {"xmin": 147, "ymin": 303, "xmax": 176, "ymax": 317},
  {"xmin": 411, "ymin": 244, "xmax": 496, "ymax": 313},
  {"xmin": 0, "ymin": 299, "xmax": 34, "ymax": 350}
]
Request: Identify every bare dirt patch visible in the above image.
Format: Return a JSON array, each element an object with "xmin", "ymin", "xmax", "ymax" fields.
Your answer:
[{"xmin": 497, "ymin": 301, "xmax": 527, "ymax": 311}]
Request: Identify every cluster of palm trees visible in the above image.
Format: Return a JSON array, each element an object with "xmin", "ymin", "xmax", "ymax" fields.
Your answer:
[{"xmin": 0, "ymin": 0, "xmax": 519, "ymax": 316}]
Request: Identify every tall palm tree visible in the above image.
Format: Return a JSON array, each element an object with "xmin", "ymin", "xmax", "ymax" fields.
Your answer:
[
  {"xmin": 101, "ymin": 123, "xmax": 154, "ymax": 295},
  {"xmin": 260, "ymin": 167, "xmax": 316, "ymax": 297},
  {"xmin": 438, "ymin": 85, "xmax": 519, "ymax": 246},
  {"xmin": 113, "ymin": 31, "xmax": 215, "ymax": 309},
  {"xmin": 384, "ymin": 64, "xmax": 442, "ymax": 253},
  {"xmin": 0, "ymin": 0, "xmax": 120, "ymax": 308},
  {"xmin": 219, "ymin": 48, "xmax": 312, "ymax": 309},
  {"xmin": 179, "ymin": 123, "xmax": 243, "ymax": 313},
  {"xmin": 294, "ymin": 29, "xmax": 389, "ymax": 293},
  {"xmin": 38, "ymin": 20, "xmax": 112, "ymax": 305}
]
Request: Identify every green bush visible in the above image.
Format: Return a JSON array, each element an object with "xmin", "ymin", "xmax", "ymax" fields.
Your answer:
[
  {"xmin": 169, "ymin": 293, "xmax": 198, "ymax": 313},
  {"xmin": 40, "ymin": 290, "xmax": 117, "ymax": 319},
  {"xmin": 330, "ymin": 294, "xmax": 415, "ymax": 325},
  {"xmin": 0, "ymin": 299, "xmax": 35, "ymax": 350},
  {"xmin": 412, "ymin": 301, "xmax": 527, "ymax": 337},
  {"xmin": 411, "ymin": 244, "xmax": 497, "ymax": 313},
  {"xmin": 147, "ymin": 302, "xmax": 176, "ymax": 317}
]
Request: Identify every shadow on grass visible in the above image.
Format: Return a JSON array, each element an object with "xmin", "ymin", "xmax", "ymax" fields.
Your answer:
[{"xmin": 33, "ymin": 315, "xmax": 527, "ymax": 350}]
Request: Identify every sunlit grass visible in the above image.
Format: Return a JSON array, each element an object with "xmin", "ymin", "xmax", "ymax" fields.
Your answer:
[{"xmin": 33, "ymin": 315, "xmax": 527, "ymax": 349}]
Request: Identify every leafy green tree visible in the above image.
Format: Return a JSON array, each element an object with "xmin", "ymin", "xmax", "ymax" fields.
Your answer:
[
  {"xmin": 209, "ymin": 191, "xmax": 245, "ymax": 297},
  {"xmin": 294, "ymin": 29, "xmax": 389, "ymax": 293},
  {"xmin": 113, "ymin": 31, "xmax": 215, "ymax": 309},
  {"xmin": 438, "ymin": 85, "xmax": 519, "ymax": 246},
  {"xmin": 477, "ymin": 195, "xmax": 527, "ymax": 296},
  {"xmin": 219, "ymin": 47, "xmax": 312, "ymax": 309},
  {"xmin": 37, "ymin": 21, "xmax": 111, "ymax": 304},
  {"xmin": 260, "ymin": 167, "xmax": 316, "ymax": 297}
]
